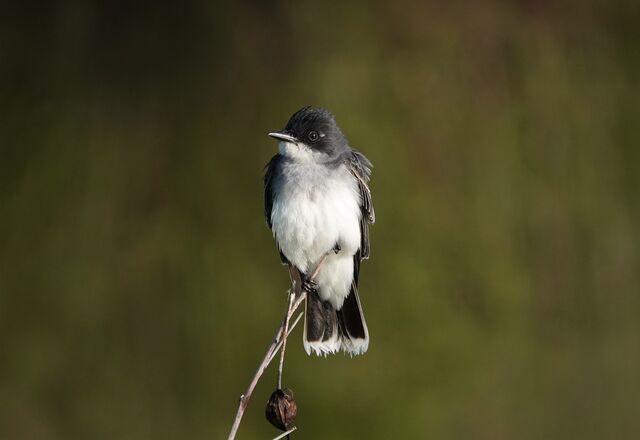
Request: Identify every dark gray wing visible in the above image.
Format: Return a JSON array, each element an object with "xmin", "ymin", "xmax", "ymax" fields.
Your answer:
[
  {"xmin": 264, "ymin": 154, "xmax": 289, "ymax": 264},
  {"xmin": 347, "ymin": 150, "xmax": 375, "ymax": 259},
  {"xmin": 264, "ymin": 154, "xmax": 283, "ymax": 229}
]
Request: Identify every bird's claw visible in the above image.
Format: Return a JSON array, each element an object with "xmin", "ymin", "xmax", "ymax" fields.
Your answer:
[{"xmin": 302, "ymin": 278, "xmax": 319, "ymax": 294}]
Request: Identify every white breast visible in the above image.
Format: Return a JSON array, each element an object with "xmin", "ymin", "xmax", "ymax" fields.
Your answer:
[{"xmin": 271, "ymin": 156, "xmax": 361, "ymax": 307}]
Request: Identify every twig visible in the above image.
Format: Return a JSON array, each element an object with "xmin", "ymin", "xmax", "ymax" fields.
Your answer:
[
  {"xmin": 309, "ymin": 253, "xmax": 328, "ymax": 280},
  {"xmin": 225, "ymin": 254, "xmax": 328, "ymax": 440},
  {"xmin": 267, "ymin": 312, "xmax": 303, "ymax": 365},
  {"xmin": 272, "ymin": 426, "xmax": 297, "ymax": 440},
  {"xmin": 275, "ymin": 253, "xmax": 328, "ymax": 389},
  {"xmin": 277, "ymin": 292, "xmax": 295, "ymax": 389}
]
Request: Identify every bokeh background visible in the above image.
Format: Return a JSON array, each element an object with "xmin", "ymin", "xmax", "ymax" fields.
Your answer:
[{"xmin": 2, "ymin": 1, "xmax": 639, "ymax": 439}]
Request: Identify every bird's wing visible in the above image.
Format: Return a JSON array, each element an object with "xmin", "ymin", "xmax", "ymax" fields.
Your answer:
[
  {"xmin": 264, "ymin": 154, "xmax": 289, "ymax": 265},
  {"xmin": 347, "ymin": 150, "xmax": 375, "ymax": 260},
  {"xmin": 264, "ymin": 154, "xmax": 283, "ymax": 230}
]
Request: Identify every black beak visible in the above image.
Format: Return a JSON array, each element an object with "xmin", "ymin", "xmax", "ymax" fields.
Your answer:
[{"xmin": 268, "ymin": 130, "xmax": 298, "ymax": 144}]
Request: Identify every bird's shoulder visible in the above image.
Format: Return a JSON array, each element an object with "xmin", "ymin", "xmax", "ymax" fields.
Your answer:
[
  {"xmin": 344, "ymin": 149, "xmax": 375, "ymax": 224},
  {"xmin": 264, "ymin": 153, "xmax": 284, "ymax": 178},
  {"xmin": 264, "ymin": 154, "xmax": 286, "ymax": 229},
  {"xmin": 345, "ymin": 149, "xmax": 373, "ymax": 183}
]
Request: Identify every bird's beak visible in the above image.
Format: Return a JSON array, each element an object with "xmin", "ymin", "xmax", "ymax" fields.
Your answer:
[{"xmin": 268, "ymin": 131, "xmax": 298, "ymax": 144}]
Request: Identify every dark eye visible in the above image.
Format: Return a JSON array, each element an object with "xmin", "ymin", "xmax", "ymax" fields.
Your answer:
[{"xmin": 308, "ymin": 131, "xmax": 319, "ymax": 142}]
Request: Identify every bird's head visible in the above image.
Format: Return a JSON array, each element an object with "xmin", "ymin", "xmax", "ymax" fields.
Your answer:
[{"xmin": 269, "ymin": 107, "xmax": 348, "ymax": 161}]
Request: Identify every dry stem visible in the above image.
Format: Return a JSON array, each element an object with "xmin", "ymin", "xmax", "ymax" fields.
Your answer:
[
  {"xmin": 277, "ymin": 292, "xmax": 295, "ymax": 389},
  {"xmin": 272, "ymin": 427, "xmax": 297, "ymax": 440},
  {"xmin": 225, "ymin": 254, "xmax": 328, "ymax": 440}
]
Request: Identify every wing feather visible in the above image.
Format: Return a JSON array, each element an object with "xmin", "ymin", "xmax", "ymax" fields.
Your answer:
[
  {"xmin": 264, "ymin": 155, "xmax": 289, "ymax": 264},
  {"xmin": 264, "ymin": 154, "xmax": 283, "ymax": 229},
  {"xmin": 347, "ymin": 150, "xmax": 375, "ymax": 259}
]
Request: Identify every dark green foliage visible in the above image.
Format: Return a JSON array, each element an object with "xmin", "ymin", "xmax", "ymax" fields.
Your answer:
[{"xmin": 1, "ymin": 1, "xmax": 639, "ymax": 439}]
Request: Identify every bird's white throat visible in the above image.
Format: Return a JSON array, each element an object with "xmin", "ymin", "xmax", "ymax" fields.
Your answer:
[{"xmin": 278, "ymin": 141, "xmax": 326, "ymax": 163}]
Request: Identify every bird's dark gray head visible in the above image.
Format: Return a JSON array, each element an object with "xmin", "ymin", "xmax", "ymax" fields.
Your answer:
[{"xmin": 268, "ymin": 107, "xmax": 349, "ymax": 159}]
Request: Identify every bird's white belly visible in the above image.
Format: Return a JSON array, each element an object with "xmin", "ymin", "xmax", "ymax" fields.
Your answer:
[{"xmin": 271, "ymin": 163, "xmax": 361, "ymax": 308}]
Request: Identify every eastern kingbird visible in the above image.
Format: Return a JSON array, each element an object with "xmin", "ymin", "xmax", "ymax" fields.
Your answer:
[{"xmin": 264, "ymin": 107, "xmax": 375, "ymax": 356}]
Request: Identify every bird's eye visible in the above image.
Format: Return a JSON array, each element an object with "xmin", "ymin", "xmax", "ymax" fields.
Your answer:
[{"xmin": 308, "ymin": 131, "xmax": 319, "ymax": 142}]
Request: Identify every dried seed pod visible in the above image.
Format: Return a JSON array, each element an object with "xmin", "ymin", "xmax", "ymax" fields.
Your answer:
[{"xmin": 265, "ymin": 388, "xmax": 297, "ymax": 430}]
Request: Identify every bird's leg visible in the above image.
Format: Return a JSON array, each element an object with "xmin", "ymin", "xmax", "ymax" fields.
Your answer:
[{"xmin": 286, "ymin": 265, "xmax": 301, "ymax": 297}]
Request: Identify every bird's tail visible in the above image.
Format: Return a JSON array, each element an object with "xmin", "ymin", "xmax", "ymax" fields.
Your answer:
[{"xmin": 303, "ymin": 282, "xmax": 369, "ymax": 356}]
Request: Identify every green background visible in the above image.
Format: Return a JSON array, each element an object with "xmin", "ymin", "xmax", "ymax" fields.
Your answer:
[{"xmin": 2, "ymin": 1, "xmax": 639, "ymax": 439}]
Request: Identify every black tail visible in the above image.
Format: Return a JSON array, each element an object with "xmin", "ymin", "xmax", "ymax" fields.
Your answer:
[
  {"xmin": 337, "ymin": 253, "xmax": 369, "ymax": 354},
  {"xmin": 336, "ymin": 282, "xmax": 369, "ymax": 355},
  {"xmin": 303, "ymin": 287, "xmax": 341, "ymax": 355},
  {"xmin": 303, "ymin": 281, "xmax": 369, "ymax": 356}
]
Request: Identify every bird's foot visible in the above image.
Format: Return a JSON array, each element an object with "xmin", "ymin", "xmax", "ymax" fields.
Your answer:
[
  {"xmin": 333, "ymin": 243, "xmax": 341, "ymax": 254},
  {"xmin": 302, "ymin": 278, "xmax": 319, "ymax": 294}
]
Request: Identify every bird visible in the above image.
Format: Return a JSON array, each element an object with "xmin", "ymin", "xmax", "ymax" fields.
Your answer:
[{"xmin": 264, "ymin": 106, "xmax": 375, "ymax": 356}]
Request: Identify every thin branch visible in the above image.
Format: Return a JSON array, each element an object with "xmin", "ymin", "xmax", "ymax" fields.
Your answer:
[
  {"xmin": 277, "ymin": 292, "xmax": 295, "ymax": 389},
  {"xmin": 225, "ymin": 255, "xmax": 328, "ymax": 440},
  {"xmin": 267, "ymin": 312, "xmax": 303, "ymax": 365},
  {"xmin": 272, "ymin": 427, "xmax": 297, "ymax": 440},
  {"xmin": 308, "ymin": 253, "xmax": 328, "ymax": 281}
]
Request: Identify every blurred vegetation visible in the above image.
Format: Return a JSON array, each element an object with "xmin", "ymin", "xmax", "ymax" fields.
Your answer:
[{"xmin": 1, "ymin": 1, "xmax": 639, "ymax": 439}]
